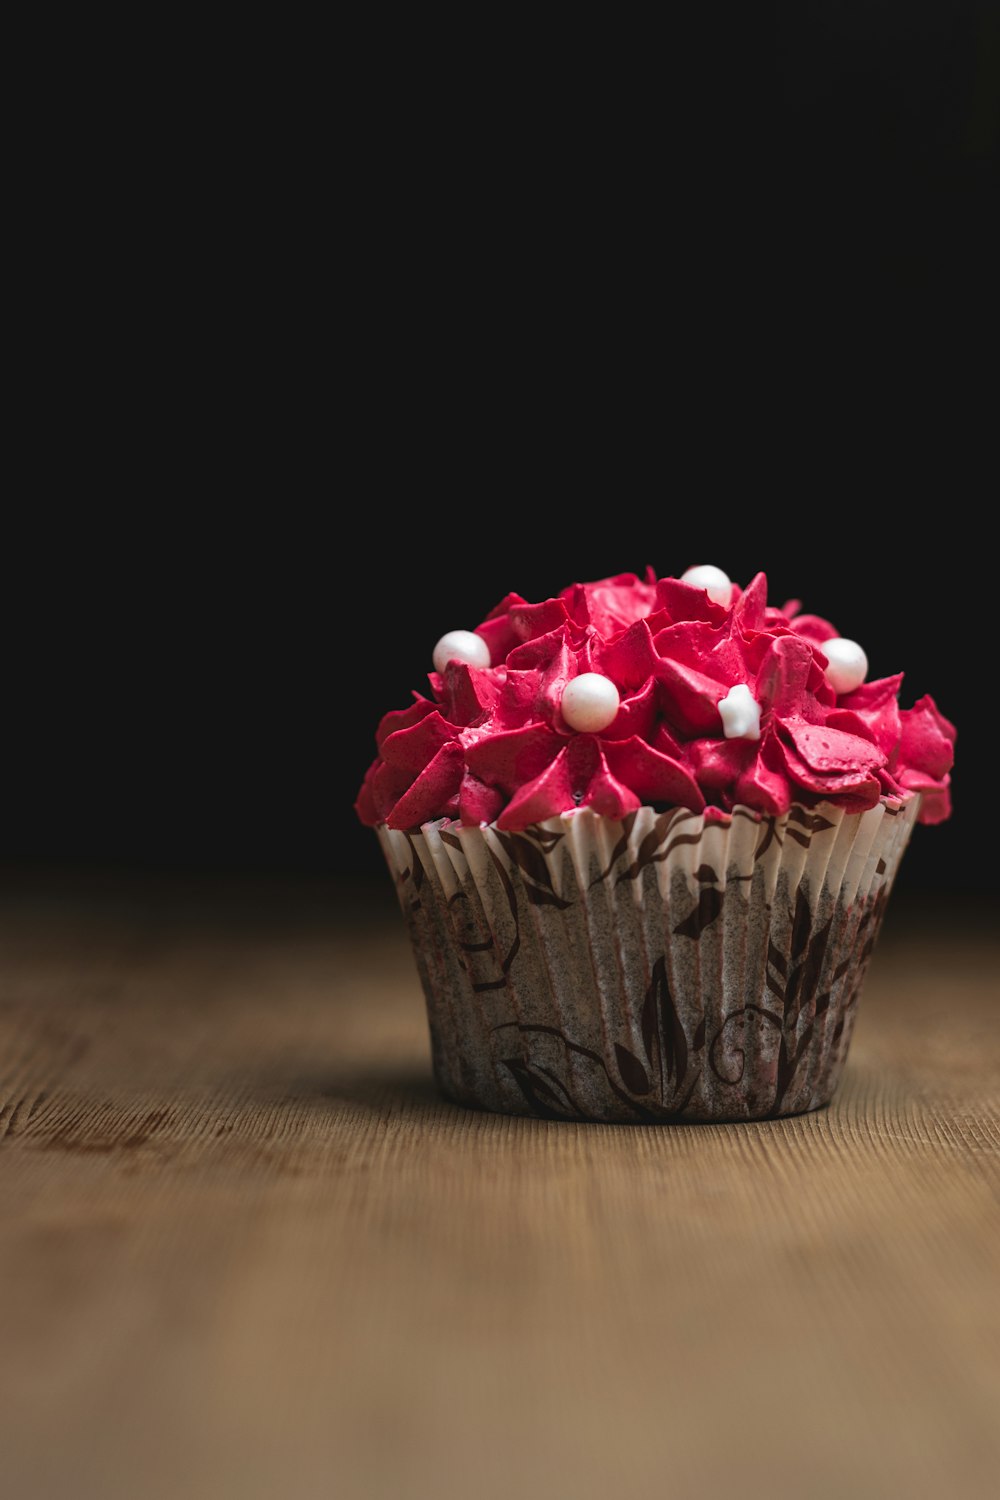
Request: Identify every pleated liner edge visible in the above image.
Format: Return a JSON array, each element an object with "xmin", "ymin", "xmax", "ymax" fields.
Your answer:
[{"xmin": 377, "ymin": 796, "xmax": 919, "ymax": 1122}]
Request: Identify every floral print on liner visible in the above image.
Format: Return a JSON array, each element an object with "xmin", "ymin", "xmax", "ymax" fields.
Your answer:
[{"xmin": 379, "ymin": 797, "xmax": 919, "ymax": 1123}]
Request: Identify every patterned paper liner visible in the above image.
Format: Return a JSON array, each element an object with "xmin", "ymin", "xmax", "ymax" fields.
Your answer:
[{"xmin": 377, "ymin": 795, "xmax": 920, "ymax": 1123}]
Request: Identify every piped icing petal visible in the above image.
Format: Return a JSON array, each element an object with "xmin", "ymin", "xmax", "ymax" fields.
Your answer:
[
  {"xmin": 354, "ymin": 759, "xmax": 379, "ymax": 825},
  {"xmin": 380, "ymin": 710, "xmax": 460, "ymax": 773},
  {"xmin": 494, "ymin": 737, "xmax": 642, "ymax": 829},
  {"xmin": 755, "ymin": 635, "xmax": 832, "ymax": 718},
  {"xmin": 432, "ymin": 661, "xmax": 503, "ymax": 726},
  {"xmin": 495, "ymin": 751, "xmax": 576, "ymax": 830},
  {"xmin": 774, "ymin": 721, "xmax": 885, "ymax": 812},
  {"xmin": 778, "ymin": 717, "xmax": 886, "ymax": 777},
  {"xmin": 598, "ymin": 678, "xmax": 658, "ymax": 742},
  {"xmin": 654, "ymin": 577, "xmax": 728, "ymax": 625},
  {"xmin": 384, "ymin": 743, "xmax": 465, "ymax": 829},
  {"xmin": 683, "ymin": 736, "xmax": 757, "ymax": 792},
  {"xmin": 735, "ymin": 732, "xmax": 794, "ymax": 818},
  {"xmin": 580, "ymin": 759, "xmax": 643, "ymax": 820},
  {"xmin": 562, "ymin": 572, "xmax": 659, "ymax": 636},
  {"xmin": 732, "ymin": 571, "xmax": 769, "ymax": 633},
  {"xmin": 899, "ymin": 695, "xmax": 956, "ymax": 782},
  {"xmin": 593, "ymin": 618, "xmax": 660, "ymax": 691},
  {"xmin": 475, "ymin": 592, "xmax": 529, "ymax": 662},
  {"xmin": 458, "ymin": 772, "xmax": 506, "ymax": 826},
  {"xmin": 655, "ymin": 656, "xmax": 732, "ymax": 737},
  {"xmin": 375, "ymin": 695, "xmax": 437, "ymax": 750},
  {"xmin": 602, "ymin": 737, "xmax": 706, "ymax": 811},
  {"xmin": 464, "ymin": 722, "xmax": 562, "ymax": 795},
  {"xmin": 839, "ymin": 675, "xmax": 904, "ymax": 759},
  {"xmin": 897, "ymin": 772, "xmax": 952, "ymax": 824}
]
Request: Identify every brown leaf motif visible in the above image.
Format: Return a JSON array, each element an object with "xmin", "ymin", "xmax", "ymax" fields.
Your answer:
[
  {"xmin": 493, "ymin": 1019, "xmax": 700, "ymax": 1122},
  {"xmin": 502, "ymin": 1059, "xmax": 581, "ymax": 1119},
  {"xmin": 673, "ymin": 887, "xmax": 725, "ymax": 940},
  {"xmin": 522, "ymin": 826, "xmax": 567, "ymax": 853},
  {"xmin": 589, "ymin": 811, "xmax": 639, "ymax": 887},
  {"xmin": 759, "ymin": 892, "xmax": 835, "ymax": 1107},
  {"xmin": 613, "ymin": 811, "xmax": 703, "ymax": 886},
  {"xmin": 788, "ymin": 808, "xmax": 835, "ymax": 833},
  {"xmin": 752, "ymin": 817, "xmax": 782, "ymax": 862},
  {"xmin": 786, "ymin": 916, "xmax": 832, "ymax": 1023},
  {"xmin": 495, "ymin": 831, "xmax": 572, "ymax": 910},
  {"xmin": 523, "ymin": 882, "xmax": 573, "ymax": 909},
  {"xmin": 790, "ymin": 886, "xmax": 812, "ymax": 963},
  {"xmin": 785, "ymin": 807, "xmax": 835, "ymax": 849},
  {"xmin": 470, "ymin": 846, "xmax": 522, "ymax": 993},
  {"xmin": 710, "ymin": 884, "xmax": 856, "ymax": 1113},
  {"xmin": 639, "ymin": 957, "xmax": 689, "ymax": 1096},
  {"xmin": 614, "ymin": 1044, "xmax": 651, "ymax": 1096}
]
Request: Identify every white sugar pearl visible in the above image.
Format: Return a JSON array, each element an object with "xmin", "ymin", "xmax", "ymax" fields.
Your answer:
[
  {"xmin": 680, "ymin": 564, "xmax": 733, "ymax": 608},
  {"xmin": 560, "ymin": 673, "xmax": 621, "ymax": 734},
  {"xmin": 718, "ymin": 683, "xmax": 761, "ymax": 740},
  {"xmin": 822, "ymin": 637, "xmax": 868, "ymax": 695},
  {"xmin": 432, "ymin": 630, "xmax": 491, "ymax": 675}
]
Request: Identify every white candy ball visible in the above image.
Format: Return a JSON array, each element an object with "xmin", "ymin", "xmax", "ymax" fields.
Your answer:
[
  {"xmin": 560, "ymin": 673, "xmax": 621, "ymax": 734},
  {"xmin": 680, "ymin": 564, "xmax": 733, "ymax": 608},
  {"xmin": 432, "ymin": 630, "xmax": 491, "ymax": 675},
  {"xmin": 823, "ymin": 637, "xmax": 868, "ymax": 695},
  {"xmin": 718, "ymin": 683, "xmax": 761, "ymax": 741}
]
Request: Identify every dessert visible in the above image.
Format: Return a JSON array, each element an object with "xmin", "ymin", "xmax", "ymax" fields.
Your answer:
[{"xmin": 356, "ymin": 567, "xmax": 956, "ymax": 1122}]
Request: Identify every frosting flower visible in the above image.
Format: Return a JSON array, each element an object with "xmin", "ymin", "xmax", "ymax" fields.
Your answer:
[{"xmin": 355, "ymin": 570, "xmax": 956, "ymax": 832}]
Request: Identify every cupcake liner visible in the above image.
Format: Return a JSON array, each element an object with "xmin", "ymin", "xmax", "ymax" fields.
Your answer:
[{"xmin": 378, "ymin": 795, "xmax": 919, "ymax": 1122}]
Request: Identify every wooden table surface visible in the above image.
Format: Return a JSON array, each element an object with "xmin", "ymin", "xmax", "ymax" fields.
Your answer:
[{"xmin": 1, "ymin": 876, "xmax": 997, "ymax": 1500}]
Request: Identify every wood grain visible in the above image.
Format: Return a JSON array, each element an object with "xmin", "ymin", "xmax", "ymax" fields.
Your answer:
[{"xmin": 1, "ymin": 877, "xmax": 997, "ymax": 1500}]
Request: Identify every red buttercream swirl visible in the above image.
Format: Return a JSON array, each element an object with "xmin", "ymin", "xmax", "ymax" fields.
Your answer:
[{"xmin": 355, "ymin": 571, "xmax": 956, "ymax": 831}]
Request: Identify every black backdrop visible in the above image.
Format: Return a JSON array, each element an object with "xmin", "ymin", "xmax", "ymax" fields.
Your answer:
[
  {"xmin": 5, "ymin": 4, "xmax": 994, "ymax": 902},
  {"xmin": 6, "ymin": 514, "xmax": 986, "ymax": 899}
]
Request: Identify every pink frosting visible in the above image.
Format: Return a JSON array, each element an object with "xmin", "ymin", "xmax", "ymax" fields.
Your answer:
[{"xmin": 355, "ymin": 571, "xmax": 956, "ymax": 832}]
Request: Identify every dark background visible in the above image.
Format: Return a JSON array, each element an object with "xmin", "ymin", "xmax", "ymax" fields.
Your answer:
[
  {"xmin": 6, "ymin": 521, "xmax": 986, "ymax": 900},
  {"xmin": 7, "ymin": 4, "xmax": 995, "ymax": 907}
]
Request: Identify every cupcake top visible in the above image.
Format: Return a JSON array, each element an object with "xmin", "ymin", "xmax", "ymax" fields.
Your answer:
[{"xmin": 355, "ymin": 567, "xmax": 955, "ymax": 833}]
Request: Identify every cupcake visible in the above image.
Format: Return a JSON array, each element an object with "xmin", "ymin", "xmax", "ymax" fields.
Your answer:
[{"xmin": 355, "ymin": 566, "xmax": 955, "ymax": 1122}]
